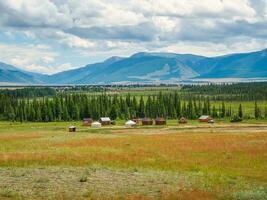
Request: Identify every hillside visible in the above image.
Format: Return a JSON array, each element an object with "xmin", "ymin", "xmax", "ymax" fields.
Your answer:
[
  {"xmin": 0, "ymin": 62, "xmax": 47, "ymax": 84},
  {"xmin": 196, "ymin": 49, "xmax": 267, "ymax": 78},
  {"xmin": 47, "ymin": 52, "xmax": 206, "ymax": 84},
  {"xmin": 1, "ymin": 48, "xmax": 267, "ymax": 84}
]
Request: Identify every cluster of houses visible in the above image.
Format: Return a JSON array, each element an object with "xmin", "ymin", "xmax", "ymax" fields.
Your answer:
[{"xmin": 69, "ymin": 115, "xmax": 214, "ymax": 132}]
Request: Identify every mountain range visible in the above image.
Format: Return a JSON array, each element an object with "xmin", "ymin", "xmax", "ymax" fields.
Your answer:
[{"xmin": 1, "ymin": 48, "xmax": 267, "ymax": 84}]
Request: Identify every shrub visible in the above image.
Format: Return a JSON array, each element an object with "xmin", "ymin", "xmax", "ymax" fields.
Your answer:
[
  {"xmin": 79, "ymin": 176, "xmax": 87, "ymax": 182},
  {"xmin": 230, "ymin": 115, "xmax": 242, "ymax": 122}
]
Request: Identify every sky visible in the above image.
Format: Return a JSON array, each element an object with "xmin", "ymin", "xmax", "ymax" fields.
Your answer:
[{"xmin": 0, "ymin": 0, "xmax": 267, "ymax": 74}]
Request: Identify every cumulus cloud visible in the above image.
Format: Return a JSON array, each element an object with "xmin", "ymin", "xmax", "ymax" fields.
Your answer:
[
  {"xmin": 0, "ymin": 43, "xmax": 58, "ymax": 74},
  {"xmin": 66, "ymin": 22, "xmax": 157, "ymax": 41},
  {"xmin": 25, "ymin": 62, "xmax": 74, "ymax": 74},
  {"xmin": 0, "ymin": 0, "xmax": 266, "ymax": 74},
  {"xmin": 0, "ymin": 0, "xmax": 72, "ymax": 28}
]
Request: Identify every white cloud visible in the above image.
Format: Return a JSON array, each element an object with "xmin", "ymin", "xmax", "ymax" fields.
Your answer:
[
  {"xmin": 0, "ymin": 0, "xmax": 72, "ymax": 28},
  {"xmin": 25, "ymin": 62, "xmax": 74, "ymax": 74},
  {"xmin": 25, "ymin": 29, "xmax": 96, "ymax": 49},
  {"xmin": 0, "ymin": 0, "xmax": 266, "ymax": 73},
  {"xmin": 0, "ymin": 43, "xmax": 58, "ymax": 73}
]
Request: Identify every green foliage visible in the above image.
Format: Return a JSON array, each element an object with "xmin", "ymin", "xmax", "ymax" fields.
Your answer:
[
  {"xmin": 0, "ymin": 87, "xmax": 56, "ymax": 98},
  {"xmin": 230, "ymin": 115, "xmax": 243, "ymax": 123},
  {"xmin": 0, "ymin": 83, "xmax": 267, "ymax": 122},
  {"xmin": 238, "ymin": 104, "xmax": 243, "ymax": 119}
]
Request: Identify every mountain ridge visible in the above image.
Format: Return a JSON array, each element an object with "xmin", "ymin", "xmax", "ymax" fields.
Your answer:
[{"xmin": 1, "ymin": 48, "xmax": 267, "ymax": 84}]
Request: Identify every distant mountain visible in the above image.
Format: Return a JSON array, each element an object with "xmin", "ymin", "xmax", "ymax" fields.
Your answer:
[
  {"xmin": 0, "ymin": 62, "xmax": 46, "ymax": 84},
  {"xmin": 0, "ymin": 62, "xmax": 20, "ymax": 71},
  {"xmin": 1, "ymin": 48, "xmax": 267, "ymax": 84},
  {"xmin": 47, "ymin": 52, "xmax": 205, "ymax": 84},
  {"xmin": 195, "ymin": 49, "xmax": 267, "ymax": 78},
  {"xmin": 46, "ymin": 56, "xmax": 125, "ymax": 84}
]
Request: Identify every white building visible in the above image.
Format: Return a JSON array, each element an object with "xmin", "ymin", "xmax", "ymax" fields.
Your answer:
[
  {"xmin": 125, "ymin": 120, "xmax": 136, "ymax": 128},
  {"xmin": 91, "ymin": 121, "xmax": 102, "ymax": 128}
]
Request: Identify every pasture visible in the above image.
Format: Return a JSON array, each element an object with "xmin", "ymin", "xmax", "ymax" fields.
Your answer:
[{"xmin": 0, "ymin": 121, "xmax": 266, "ymax": 199}]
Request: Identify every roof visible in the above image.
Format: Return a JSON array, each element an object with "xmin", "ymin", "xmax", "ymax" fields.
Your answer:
[
  {"xmin": 92, "ymin": 121, "xmax": 101, "ymax": 125},
  {"xmin": 83, "ymin": 118, "xmax": 92, "ymax": 121},
  {"xmin": 125, "ymin": 120, "xmax": 136, "ymax": 125},
  {"xmin": 156, "ymin": 118, "xmax": 166, "ymax": 121},
  {"xmin": 69, "ymin": 126, "xmax": 76, "ymax": 128},
  {"xmin": 142, "ymin": 118, "xmax": 152, "ymax": 121},
  {"xmin": 100, "ymin": 117, "xmax": 111, "ymax": 122},
  {"xmin": 199, "ymin": 115, "xmax": 210, "ymax": 120}
]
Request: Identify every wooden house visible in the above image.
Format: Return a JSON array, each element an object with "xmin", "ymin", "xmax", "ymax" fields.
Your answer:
[
  {"xmin": 83, "ymin": 118, "xmax": 93, "ymax": 126},
  {"xmin": 100, "ymin": 117, "xmax": 111, "ymax": 126},
  {"xmin": 179, "ymin": 117, "xmax": 188, "ymax": 124},
  {"xmin": 155, "ymin": 118, "xmax": 166, "ymax": 125},
  {"xmin": 69, "ymin": 126, "xmax": 76, "ymax": 132},
  {"xmin": 199, "ymin": 115, "xmax": 212, "ymax": 123},
  {"xmin": 142, "ymin": 118, "xmax": 153, "ymax": 126},
  {"xmin": 132, "ymin": 118, "xmax": 140, "ymax": 124},
  {"xmin": 208, "ymin": 119, "xmax": 215, "ymax": 123}
]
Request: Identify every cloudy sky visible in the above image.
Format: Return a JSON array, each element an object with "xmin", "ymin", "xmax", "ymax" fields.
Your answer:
[{"xmin": 0, "ymin": 0, "xmax": 266, "ymax": 74}]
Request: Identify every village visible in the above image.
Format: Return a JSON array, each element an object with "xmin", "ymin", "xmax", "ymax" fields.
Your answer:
[{"xmin": 69, "ymin": 115, "xmax": 214, "ymax": 132}]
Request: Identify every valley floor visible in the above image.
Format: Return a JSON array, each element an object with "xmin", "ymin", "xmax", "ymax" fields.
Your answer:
[{"xmin": 0, "ymin": 121, "xmax": 266, "ymax": 199}]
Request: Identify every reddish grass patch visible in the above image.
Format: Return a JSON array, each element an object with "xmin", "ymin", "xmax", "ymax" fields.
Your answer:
[
  {"xmin": 160, "ymin": 190, "xmax": 216, "ymax": 200},
  {"xmin": 0, "ymin": 133, "xmax": 41, "ymax": 141}
]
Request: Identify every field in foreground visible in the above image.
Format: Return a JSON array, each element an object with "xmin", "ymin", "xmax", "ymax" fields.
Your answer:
[{"xmin": 0, "ymin": 121, "xmax": 266, "ymax": 200}]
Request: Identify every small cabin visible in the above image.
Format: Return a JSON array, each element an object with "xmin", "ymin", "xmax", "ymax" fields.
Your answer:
[
  {"xmin": 179, "ymin": 117, "xmax": 188, "ymax": 124},
  {"xmin": 155, "ymin": 118, "xmax": 166, "ymax": 125},
  {"xmin": 83, "ymin": 118, "xmax": 93, "ymax": 126},
  {"xmin": 69, "ymin": 126, "xmax": 76, "ymax": 132},
  {"xmin": 100, "ymin": 117, "xmax": 111, "ymax": 126},
  {"xmin": 142, "ymin": 118, "xmax": 153, "ymax": 126},
  {"xmin": 125, "ymin": 120, "xmax": 136, "ymax": 128},
  {"xmin": 132, "ymin": 118, "xmax": 140, "ymax": 124},
  {"xmin": 208, "ymin": 119, "xmax": 215, "ymax": 124},
  {"xmin": 199, "ymin": 115, "xmax": 212, "ymax": 123},
  {"xmin": 91, "ymin": 121, "xmax": 101, "ymax": 128}
]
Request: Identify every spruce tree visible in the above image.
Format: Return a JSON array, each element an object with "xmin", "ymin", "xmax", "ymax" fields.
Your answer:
[
  {"xmin": 110, "ymin": 105, "xmax": 118, "ymax": 120},
  {"xmin": 238, "ymin": 104, "xmax": 243, "ymax": 119}
]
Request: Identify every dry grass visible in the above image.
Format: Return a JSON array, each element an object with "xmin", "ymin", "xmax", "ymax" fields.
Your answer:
[
  {"xmin": 0, "ymin": 133, "xmax": 41, "ymax": 141},
  {"xmin": 0, "ymin": 122, "xmax": 266, "ymax": 199}
]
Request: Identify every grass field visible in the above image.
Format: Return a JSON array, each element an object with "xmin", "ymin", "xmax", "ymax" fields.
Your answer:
[{"xmin": 0, "ymin": 121, "xmax": 267, "ymax": 199}]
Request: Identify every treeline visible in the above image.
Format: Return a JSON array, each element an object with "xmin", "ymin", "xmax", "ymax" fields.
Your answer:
[
  {"xmin": 0, "ymin": 92, "xmax": 266, "ymax": 122},
  {"xmin": 182, "ymin": 82, "xmax": 267, "ymax": 101},
  {"xmin": 0, "ymin": 87, "xmax": 56, "ymax": 98}
]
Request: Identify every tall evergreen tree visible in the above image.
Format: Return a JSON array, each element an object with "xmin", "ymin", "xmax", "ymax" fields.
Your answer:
[{"xmin": 238, "ymin": 104, "xmax": 243, "ymax": 119}]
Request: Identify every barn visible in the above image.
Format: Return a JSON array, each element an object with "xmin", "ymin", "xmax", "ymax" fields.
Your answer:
[
  {"xmin": 155, "ymin": 118, "xmax": 166, "ymax": 125},
  {"xmin": 83, "ymin": 118, "xmax": 93, "ymax": 126},
  {"xmin": 100, "ymin": 117, "xmax": 111, "ymax": 125},
  {"xmin": 179, "ymin": 117, "xmax": 188, "ymax": 124},
  {"xmin": 199, "ymin": 115, "xmax": 212, "ymax": 122},
  {"xmin": 142, "ymin": 118, "xmax": 153, "ymax": 126}
]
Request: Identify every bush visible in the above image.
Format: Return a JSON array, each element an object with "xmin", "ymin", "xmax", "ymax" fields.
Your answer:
[
  {"xmin": 230, "ymin": 115, "xmax": 243, "ymax": 122},
  {"xmin": 79, "ymin": 176, "xmax": 87, "ymax": 182}
]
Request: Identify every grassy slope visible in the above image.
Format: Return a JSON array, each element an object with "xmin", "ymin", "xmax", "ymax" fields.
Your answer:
[{"xmin": 0, "ymin": 121, "xmax": 266, "ymax": 199}]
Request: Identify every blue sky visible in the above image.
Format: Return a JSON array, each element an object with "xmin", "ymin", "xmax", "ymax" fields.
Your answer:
[{"xmin": 0, "ymin": 0, "xmax": 266, "ymax": 74}]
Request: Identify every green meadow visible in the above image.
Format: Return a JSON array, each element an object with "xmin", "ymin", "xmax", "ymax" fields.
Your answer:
[{"xmin": 0, "ymin": 121, "xmax": 266, "ymax": 199}]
